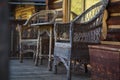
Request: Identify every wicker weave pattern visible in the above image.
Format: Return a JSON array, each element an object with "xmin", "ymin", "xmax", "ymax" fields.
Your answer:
[
  {"xmin": 21, "ymin": 27, "xmax": 38, "ymax": 39},
  {"xmin": 54, "ymin": 23, "xmax": 70, "ymax": 42},
  {"xmin": 73, "ymin": 25, "xmax": 102, "ymax": 43}
]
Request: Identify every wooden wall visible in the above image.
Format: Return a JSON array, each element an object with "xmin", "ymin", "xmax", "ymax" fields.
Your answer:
[
  {"xmin": 35, "ymin": 5, "xmax": 46, "ymax": 12},
  {"xmin": 107, "ymin": 0, "xmax": 120, "ymax": 28},
  {"xmin": 46, "ymin": 0, "xmax": 100, "ymax": 22},
  {"xmin": 15, "ymin": 5, "xmax": 35, "ymax": 19},
  {"xmin": 46, "ymin": 0, "xmax": 70, "ymax": 22},
  {"xmin": 101, "ymin": 0, "xmax": 120, "ymax": 45}
]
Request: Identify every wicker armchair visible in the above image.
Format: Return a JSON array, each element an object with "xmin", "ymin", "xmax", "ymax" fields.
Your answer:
[
  {"xmin": 18, "ymin": 10, "xmax": 57, "ymax": 64},
  {"xmin": 18, "ymin": 25, "xmax": 39, "ymax": 63},
  {"xmin": 53, "ymin": 1, "xmax": 108, "ymax": 80}
]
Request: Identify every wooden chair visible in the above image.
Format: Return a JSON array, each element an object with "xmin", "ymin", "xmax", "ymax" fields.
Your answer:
[{"xmin": 53, "ymin": 1, "xmax": 108, "ymax": 80}]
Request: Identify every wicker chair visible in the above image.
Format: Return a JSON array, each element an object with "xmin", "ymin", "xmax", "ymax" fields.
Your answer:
[
  {"xmin": 18, "ymin": 10, "xmax": 57, "ymax": 65},
  {"xmin": 18, "ymin": 25, "xmax": 39, "ymax": 63},
  {"xmin": 53, "ymin": 1, "xmax": 108, "ymax": 80}
]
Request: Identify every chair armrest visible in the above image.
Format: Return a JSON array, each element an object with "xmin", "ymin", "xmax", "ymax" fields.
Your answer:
[{"xmin": 24, "ymin": 10, "xmax": 58, "ymax": 27}]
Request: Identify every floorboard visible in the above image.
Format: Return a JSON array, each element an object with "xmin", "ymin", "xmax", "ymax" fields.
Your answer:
[{"xmin": 10, "ymin": 59, "xmax": 90, "ymax": 80}]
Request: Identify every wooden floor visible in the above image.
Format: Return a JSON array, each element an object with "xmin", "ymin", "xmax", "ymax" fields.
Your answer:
[{"xmin": 10, "ymin": 59, "xmax": 91, "ymax": 80}]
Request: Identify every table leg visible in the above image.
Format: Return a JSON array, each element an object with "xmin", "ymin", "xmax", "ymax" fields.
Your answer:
[
  {"xmin": 35, "ymin": 34, "xmax": 40, "ymax": 66},
  {"xmin": 39, "ymin": 37, "xmax": 43, "ymax": 65},
  {"xmin": 48, "ymin": 27, "xmax": 52, "ymax": 71}
]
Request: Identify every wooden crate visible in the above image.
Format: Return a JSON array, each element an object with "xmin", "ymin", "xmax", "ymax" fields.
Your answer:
[{"xmin": 89, "ymin": 44, "xmax": 120, "ymax": 80}]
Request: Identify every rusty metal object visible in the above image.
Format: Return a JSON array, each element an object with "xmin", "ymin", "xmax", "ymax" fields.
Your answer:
[{"xmin": 89, "ymin": 45, "xmax": 120, "ymax": 80}]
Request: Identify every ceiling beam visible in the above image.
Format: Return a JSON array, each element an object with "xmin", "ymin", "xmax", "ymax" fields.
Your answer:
[{"xmin": 8, "ymin": 2, "xmax": 46, "ymax": 5}]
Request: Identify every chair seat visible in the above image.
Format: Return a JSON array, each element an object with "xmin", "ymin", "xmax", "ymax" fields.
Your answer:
[
  {"xmin": 21, "ymin": 39, "xmax": 38, "ymax": 42},
  {"xmin": 54, "ymin": 42, "xmax": 71, "ymax": 59},
  {"xmin": 21, "ymin": 39, "xmax": 38, "ymax": 45},
  {"xmin": 55, "ymin": 42, "xmax": 71, "ymax": 48}
]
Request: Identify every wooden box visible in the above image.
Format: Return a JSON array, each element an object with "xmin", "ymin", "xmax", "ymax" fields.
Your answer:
[{"xmin": 89, "ymin": 44, "xmax": 120, "ymax": 80}]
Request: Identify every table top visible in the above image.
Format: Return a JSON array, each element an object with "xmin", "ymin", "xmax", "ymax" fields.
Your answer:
[{"xmin": 30, "ymin": 22, "xmax": 54, "ymax": 27}]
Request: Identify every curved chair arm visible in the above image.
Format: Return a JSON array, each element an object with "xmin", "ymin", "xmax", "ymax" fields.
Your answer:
[
  {"xmin": 70, "ymin": 0, "xmax": 109, "ymax": 44},
  {"xmin": 24, "ymin": 10, "xmax": 58, "ymax": 27},
  {"xmin": 73, "ymin": 1, "xmax": 109, "ymax": 24}
]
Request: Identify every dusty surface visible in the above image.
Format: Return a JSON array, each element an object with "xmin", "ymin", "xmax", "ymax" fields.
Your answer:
[{"xmin": 10, "ymin": 59, "xmax": 91, "ymax": 80}]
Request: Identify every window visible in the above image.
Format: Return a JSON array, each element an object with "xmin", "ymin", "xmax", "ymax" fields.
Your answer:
[{"xmin": 70, "ymin": 0, "xmax": 100, "ymax": 20}]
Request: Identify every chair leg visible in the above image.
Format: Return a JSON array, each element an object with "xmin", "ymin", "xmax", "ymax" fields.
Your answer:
[
  {"xmin": 67, "ymin": 61, "xmax": 71, "ymax": 80},
  {"xmin": 53, "ymin": 64, "xmax": 57, "ymax": 74},
  {"xmin": 84, "ymin": 63, "xmax": 88, "ymax": 73},
  {"xmin": 53, "ymin": 58, "xmax": 57, "ymax": 73},
  {"xmin": 48, "ymin": 60, "xmax": 52, "ymax": 71},
  {"xmin": 33, "ymin": 53, "xmax": 36, "ymax": 62},
  {"xmin": 20, "ymin": 54, "xmax": 23, "ymax": 63},
  {"xmin": 40, "ymin": 57, "xmax": 43, "ymax": 65},
  {"xmin": 35, "ymin": 55, "xmax": 39, "ymax": 66}
]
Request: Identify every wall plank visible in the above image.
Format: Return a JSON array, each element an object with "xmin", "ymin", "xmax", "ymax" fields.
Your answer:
[
  {"xmin": 108, "ymin": 1, "xmax": 120, "ymax": 13},
  {"xmin": 46, "ymin": 0, "xmax": 64, "ymax": 22},
  {"xmin": 48, "ymin": 2, "xmax": 62, "ymax": 9},
  {"xmin": 107, "ymin": 16, "xmax": 120, "ymax": 25}
]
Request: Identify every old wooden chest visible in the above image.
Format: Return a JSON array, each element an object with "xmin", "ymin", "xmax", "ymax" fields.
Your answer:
[{"xmin": 89, "ymin": 44, "xmax": 120, "ymax": 80}]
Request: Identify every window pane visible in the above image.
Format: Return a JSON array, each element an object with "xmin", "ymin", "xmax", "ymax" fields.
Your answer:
[
  {"xmin": 70, "ymin": 0, "xmax": 100, "ymax": 20},
  {"xmin": 70, "ymin": 0, "xmax": 84, "ymax": 20},
  {"xmin": 85, "ymin": 0, "xmax": 100, "ymax": 10}
]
